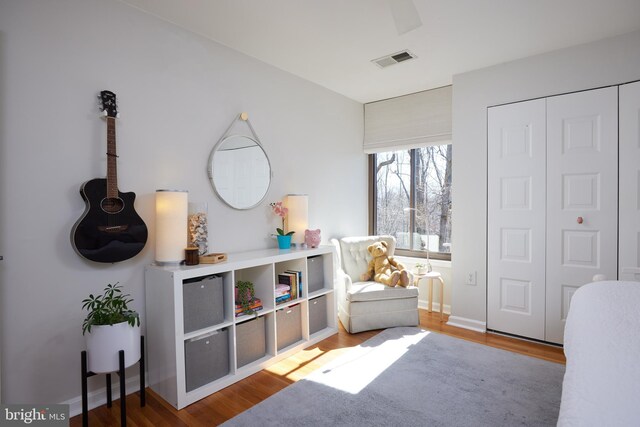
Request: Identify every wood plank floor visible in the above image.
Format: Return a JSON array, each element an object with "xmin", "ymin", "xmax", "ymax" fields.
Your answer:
[{"xmin": 70, "ymin": 310, "xmax": 565, "ymax": 426}]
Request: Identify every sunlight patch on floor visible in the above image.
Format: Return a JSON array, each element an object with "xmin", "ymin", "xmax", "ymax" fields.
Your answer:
[
  {"xmin": 265, "ymin": 346, "xmax": 355, "ymax": 381},
  {"xmin": 308, "ymin": 330, "xmax": 429, "ymax": 394}
]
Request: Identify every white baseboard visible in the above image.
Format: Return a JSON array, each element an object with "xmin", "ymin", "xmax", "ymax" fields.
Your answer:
[
  {"xmin": 446, "ymin": 316, "xmax": 487, "ymax": 333},
  {"xmin": 418, "ymin": 300, "xmax": 450, "ymax": 314},
  {"xmin": 61, "ymin": 373, "xmax": 147, "ymax": 418}
]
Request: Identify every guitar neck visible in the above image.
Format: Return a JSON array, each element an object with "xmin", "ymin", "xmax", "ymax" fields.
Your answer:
[{"xmin": 106, "ymin": 117, "xmax": 118, "ymax": 198}]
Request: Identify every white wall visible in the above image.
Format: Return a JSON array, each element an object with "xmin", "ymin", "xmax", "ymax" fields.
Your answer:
[
  {"xmin": 0, "ymin": 0, "xmax": 365, "ymax": 405},
  {"xmin": 451, "ymin": 30, "xmax": 640, "ymax": 328}
]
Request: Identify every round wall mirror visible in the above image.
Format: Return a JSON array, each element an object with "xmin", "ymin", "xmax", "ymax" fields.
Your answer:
[{"xmin": 208, "ymin": 135, "xmax": 271, "ymax": 210}]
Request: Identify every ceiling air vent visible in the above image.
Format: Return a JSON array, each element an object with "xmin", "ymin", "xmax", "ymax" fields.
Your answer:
[{"xmin": 371, "ymin": 50, "xmax": 417, "ymax": 68}]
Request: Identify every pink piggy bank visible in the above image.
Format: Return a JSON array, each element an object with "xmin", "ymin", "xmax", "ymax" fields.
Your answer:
[{"xmin": 304, "ymin": 229, "xmax": 321, "ymax": 248}]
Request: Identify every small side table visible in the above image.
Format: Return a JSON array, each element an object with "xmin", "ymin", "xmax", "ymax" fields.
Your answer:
[{"xmin": 413, "ymin": 271, "xmax": 445, "ymax": 321}]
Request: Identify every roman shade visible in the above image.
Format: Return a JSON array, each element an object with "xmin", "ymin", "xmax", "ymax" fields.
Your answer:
[{"xmin": 364, "ymin": 85, "xmax": 452, "ymax": 153}]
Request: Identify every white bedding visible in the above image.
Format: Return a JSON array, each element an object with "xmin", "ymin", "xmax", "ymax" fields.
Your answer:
[{"xmin": 558, "ymin": 281, "xmax": 640, "ymax": 426}]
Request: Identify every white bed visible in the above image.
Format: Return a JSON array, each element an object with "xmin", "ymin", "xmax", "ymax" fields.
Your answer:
[{"xmin": 558, "ymin": 281, "xmax": 640, "ymax": 426}]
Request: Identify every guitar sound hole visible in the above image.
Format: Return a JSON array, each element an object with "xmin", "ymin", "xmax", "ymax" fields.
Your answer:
[{"xmin": 101, "ymin": 197, "xmax": 125, "ymax": 214}]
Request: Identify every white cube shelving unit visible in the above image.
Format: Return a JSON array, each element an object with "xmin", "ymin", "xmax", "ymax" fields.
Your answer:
[{"xmin": 144, "ymin": 246, "xmax": 337, "ymax": 409}]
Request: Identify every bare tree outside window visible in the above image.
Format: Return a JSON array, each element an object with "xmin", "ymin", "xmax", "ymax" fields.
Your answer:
[
  {"xmin": 374, "ymin": 145, "xmax": 452, "ymax": 259},
  {"xmin": 375, "ymin": 150, "xmax": 411, "ymax": 241}
]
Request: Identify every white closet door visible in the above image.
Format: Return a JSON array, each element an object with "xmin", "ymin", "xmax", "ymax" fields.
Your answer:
[
  {"xmin": 487, "ymin": 99, "xmax": 546, "ymax": 340},
  {"xmin": 620, "ymin": 81, "xmax": 640, "ymax": 282},
  {"xmin": 546, "ymin": 87, "xmax": 618, "ymax": 344}
]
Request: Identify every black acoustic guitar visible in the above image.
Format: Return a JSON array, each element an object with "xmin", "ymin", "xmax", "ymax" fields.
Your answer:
[{"xmin": 71, "ymin": 90, "xmax": 148, "ymax": 263}]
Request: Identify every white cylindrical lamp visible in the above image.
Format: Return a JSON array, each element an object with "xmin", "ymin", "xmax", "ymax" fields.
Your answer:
[
  {"xmin": 285, "ymin": 194, "xmax": 308, "ymax": 246},
  {"xmin": 155, "ymin": 189, "xmax": 188, "ymax": 265}
]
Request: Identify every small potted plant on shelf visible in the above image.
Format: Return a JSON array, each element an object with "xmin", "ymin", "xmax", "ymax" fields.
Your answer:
[
  {"xmin": 270, "ymin": 201, "xmax": 294, "ymax": 249},
  {"xmin": 235, "ymin": 280, "xmax": 259, "ymax": 316},
  {"xmin": 414, "ymin": 262, "xmax": 431, "ymax": 275},
  {"xmin": 82, "ymin": 282, "xmax": 141, "ymax": 374}
]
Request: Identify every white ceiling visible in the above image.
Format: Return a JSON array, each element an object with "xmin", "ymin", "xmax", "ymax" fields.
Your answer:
[{"xmin": 121, "ymin": 0, "xmax": 640, "ymax": 104}]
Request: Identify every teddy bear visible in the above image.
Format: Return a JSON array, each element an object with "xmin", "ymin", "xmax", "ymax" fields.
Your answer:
[{"xmin": 360, "ymin": 240, "xmax": 410, "ymax": 287}]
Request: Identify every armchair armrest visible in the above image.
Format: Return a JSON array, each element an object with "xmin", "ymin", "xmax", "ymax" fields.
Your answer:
[
  {"xmin": 336, "ymin": 267, "xmax": 352, "ymax": 292},
  {"xmin": 330, "ymin": 238, "xmax": 351, "ymax": 302},
  {"xmin": 335, "ymin": 266, "xmax": 351, "ymax": 305}
]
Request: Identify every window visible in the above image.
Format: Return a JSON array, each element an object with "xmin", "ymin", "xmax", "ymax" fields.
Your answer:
[{"xmin": 370, "ymin": 145, "xmax": 452, "ymax": 260}]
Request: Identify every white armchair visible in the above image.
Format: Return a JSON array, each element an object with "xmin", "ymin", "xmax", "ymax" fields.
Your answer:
[{"xmin": 331, "ymin": 235, "xmax": 419, "ymax": 333}]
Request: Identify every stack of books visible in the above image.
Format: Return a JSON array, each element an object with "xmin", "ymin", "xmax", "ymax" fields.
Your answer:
[
  {"xmin": 275, "ymin": 284, "xmax": 290, "ymax": 304},
  {"xmin": 235, "ymin": 298, "xmax": 263, "ymax": 317},
  {"xmin": 277, "ymin": 270, "xmax": 303, "ymax": 304}
]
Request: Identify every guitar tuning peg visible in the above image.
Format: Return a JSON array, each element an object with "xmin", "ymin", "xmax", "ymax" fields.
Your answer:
[
  {"xmin": 116, "ymin": 113, "xmax": 120, "ymax": 118},
  {"xmin": 102, "ymin": 110, "xmax": 108, "ymax": 116}
]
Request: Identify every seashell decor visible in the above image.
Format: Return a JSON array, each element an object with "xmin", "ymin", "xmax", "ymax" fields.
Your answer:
[{"xmin": 188, "ymin": 204, "xmax": 208, "ymax": 255}]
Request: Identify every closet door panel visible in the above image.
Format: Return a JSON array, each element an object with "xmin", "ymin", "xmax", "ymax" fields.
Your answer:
[
  {"xmin": 546, "ymin": 86, "xmax": 618, "ymax": 344},
  {"xmin": 619, "ymin": 81, "xmax": 640, "ymax": 282},
  {"xmin": 487, "ymin": 99, "xmax": 546, "ymax": 340}
]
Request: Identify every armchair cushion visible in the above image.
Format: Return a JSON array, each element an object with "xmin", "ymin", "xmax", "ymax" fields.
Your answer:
[{"xmin": 347, "ymin": 281, "xmax": 418, "ymax": 302}]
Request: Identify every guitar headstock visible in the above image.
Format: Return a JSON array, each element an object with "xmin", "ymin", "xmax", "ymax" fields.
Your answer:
[{"xmin": 99, "ymin": 90, "xmax": 118, "ymax": 118}]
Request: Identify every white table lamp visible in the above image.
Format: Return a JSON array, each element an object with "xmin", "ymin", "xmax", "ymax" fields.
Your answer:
[
  {"xmin": 155, "ymin": 189, "xmax": 188, "ymax": 265},
  {"xmin": 285, "ymin": 194, "xmax": 308, "ymax": 246}
]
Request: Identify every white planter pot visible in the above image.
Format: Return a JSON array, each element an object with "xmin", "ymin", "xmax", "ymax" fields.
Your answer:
[{"xmin": 85, "ymin": 321, "xmax": 141, "ymax": 374}]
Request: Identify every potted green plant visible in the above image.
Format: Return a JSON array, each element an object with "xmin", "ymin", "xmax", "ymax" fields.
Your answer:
[
  {"xmin": 82, "ymin": 283, "xmax": 141, "ymax": 373},
  {"xmin": 235, "ymin": 280, "xmax": 257, "ymax": 315},
  {"xmin": 414, "ymin": 262, "xmax": 431, "ymax": 275},
  {"xmin": 270, "ymin": 201, "xmax": 294, "ymax": 249}
]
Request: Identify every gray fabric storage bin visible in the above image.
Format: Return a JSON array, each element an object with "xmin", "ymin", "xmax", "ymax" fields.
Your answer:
[
  {"xmin": 276, "ymin": 304, "xmax": 302, "ymax": 351},
  {"xmin": 308, "ymin": 295, "xmax": 328, "ymax": 335},
  {"xmin": 184, "ymin": 328, "xmax": 229, "ymax": 392},
  {"xmin": 236, "ymin": 316, "xmax": 266, "ymax": 368},
  {"xmin": 183, "ymin": 275, "xmax": 224, "ymax": 333},
  {"xmin": 307, "ymin": 256, "xmax": 324, "ymax": 294}
]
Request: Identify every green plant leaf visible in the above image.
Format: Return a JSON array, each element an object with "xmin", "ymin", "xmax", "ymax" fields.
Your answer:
[
  {"xmin": 81, "ymin": 282, "xmax": 140, "ymax": 335},
  {"xmin": 235, "ymin": 280, "xmax": 256, "ymax": 315}
]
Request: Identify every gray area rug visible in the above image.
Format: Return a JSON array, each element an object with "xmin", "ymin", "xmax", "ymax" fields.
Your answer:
[{"xmin": 223, "ymin": 327, "xmax": 565, "ymax": 427}]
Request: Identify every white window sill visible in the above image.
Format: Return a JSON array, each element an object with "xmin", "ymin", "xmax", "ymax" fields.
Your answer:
[{"xmin": 395, "ymin": 256, "xmax": 452, "ymax": 269}]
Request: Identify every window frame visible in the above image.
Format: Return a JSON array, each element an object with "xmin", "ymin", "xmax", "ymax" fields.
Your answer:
[{"xmin": 368, "ymin": 150, "xmax": 452, "ymax": 262}]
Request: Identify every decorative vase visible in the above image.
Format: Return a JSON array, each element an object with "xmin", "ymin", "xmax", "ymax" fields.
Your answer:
[
  {"xmin": 277, "ymin": 234, "xmax": 292, "ymax": 249},
  {"xmin": 85, "ymin": 321, "xmax": 141, "ymax": 374},
  {"xmin": 188, "ymin": 202, "xmax": 208, "ymax": 255}
]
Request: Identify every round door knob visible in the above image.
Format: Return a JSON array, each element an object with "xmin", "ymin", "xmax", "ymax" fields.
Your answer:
[{"xmin": 577, "ymin": 216, "xmax": 584, "ymax": 224}]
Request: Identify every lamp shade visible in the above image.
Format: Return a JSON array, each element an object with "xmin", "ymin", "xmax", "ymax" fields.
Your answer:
[
  {"xmin": 155, "ymin": 190, "xmax": 188, "ymax": 264},
  {"xmin": 285, "ymin": 194, "xmax": 308, "ymax": 245}
]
